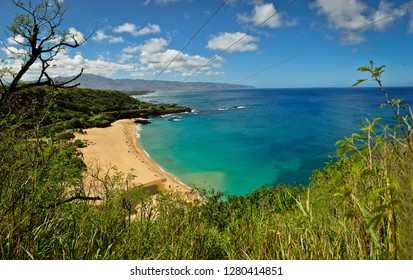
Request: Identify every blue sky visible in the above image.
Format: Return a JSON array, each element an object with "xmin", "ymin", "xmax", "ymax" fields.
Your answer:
[{"xmin": 1, "ymin": 0, "xmax": 413, "ymax": 88}]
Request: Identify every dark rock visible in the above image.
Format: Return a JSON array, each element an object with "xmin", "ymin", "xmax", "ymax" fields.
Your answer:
[{"xmin": 134, "ymin": 118, "xmax": 151, "ymax": 124}]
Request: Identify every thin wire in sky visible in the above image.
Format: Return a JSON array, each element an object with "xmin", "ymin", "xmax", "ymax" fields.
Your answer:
[
  {"xmin": 124, "ymin": 2, "xmax": 228, "ymax": 117},
  {"xmin": 149, "ymin": 0, "xmax": 229, "ymax": 85},
  {"xmin": 182, "ymin": 0, "xmax": 299, "ymax": 82},
  {"xmin": 235, "ymin": 8, "xmax": 413, "ymax": 84}
]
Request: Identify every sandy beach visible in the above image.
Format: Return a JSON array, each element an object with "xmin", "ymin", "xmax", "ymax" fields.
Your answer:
[{"xmin": 76, "ymin": 119, "xmax": 194, "ymax": 199}]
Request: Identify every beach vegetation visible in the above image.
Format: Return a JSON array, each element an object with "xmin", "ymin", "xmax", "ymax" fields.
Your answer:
[{"xmin": 0, "ymin": 86, "xmax": 191, "ymax": 135}]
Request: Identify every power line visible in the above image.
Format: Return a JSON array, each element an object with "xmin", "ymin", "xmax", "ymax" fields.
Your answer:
[
  {"xmin": 182, "ymin": 0, "xmax": 299, "ymax": 82},
  {"xmin": 148, "ymin": 0, "xmax": 229, "ymax": 86},
  {"xmin": 235, "ymin": 8, "xmax": 413, "ymax": 84},
  {"xmin": 123, "ymin": 2, "xmax": 228, "ymax": 118}
]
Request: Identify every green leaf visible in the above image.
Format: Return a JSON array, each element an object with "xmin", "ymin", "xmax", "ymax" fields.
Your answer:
[
  {"xmin": 352, "ymin": 79, "xmax": 368, "ymax": 87},
  {"xmin": 357, "ymin": 67, "xmax": 372, "ymax": 73},
  {"xmin": 351, "ymin": 194, "xmax": 382, "ymax": 250},
  {"xmin": 375, "ymin": 65, "xmax": 386, "ymax": 73}
]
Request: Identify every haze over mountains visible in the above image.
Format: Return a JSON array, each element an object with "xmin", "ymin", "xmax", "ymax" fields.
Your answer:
[{"xmin": 65, "ymin": 74, "xmax": 254, "ymax": 93}]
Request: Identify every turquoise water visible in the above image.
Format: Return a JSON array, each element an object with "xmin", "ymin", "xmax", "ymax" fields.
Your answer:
[{"xmin": 137, "ymin": 87, "xmax": 413, "ymax": 195}]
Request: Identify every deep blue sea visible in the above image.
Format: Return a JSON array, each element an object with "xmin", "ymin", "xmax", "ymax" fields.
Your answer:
[{"xmin": 137, "ymin": 87, "xmax": 413, "ymax": 195}]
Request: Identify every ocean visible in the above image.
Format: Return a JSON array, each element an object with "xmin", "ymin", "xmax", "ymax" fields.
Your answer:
[{"xmin": 137, "ymin": 87, "xmax": 413, "ymax": 195}]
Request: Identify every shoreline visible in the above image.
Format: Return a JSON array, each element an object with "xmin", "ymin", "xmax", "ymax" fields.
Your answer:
[{"xmin": 75, "ymin": 119, "xmax": 195, "ymax": 199}]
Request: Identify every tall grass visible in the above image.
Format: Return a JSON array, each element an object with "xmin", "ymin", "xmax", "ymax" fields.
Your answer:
[{"xmin": 3, "ymin": 155, "xmax": 410, "ymax": 260}]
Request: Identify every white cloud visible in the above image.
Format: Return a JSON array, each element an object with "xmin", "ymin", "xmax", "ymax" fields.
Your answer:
[
  {"xmin": 7, "ymin": 34, "xmax": 25, "ymax": 45},
  {"xmin": 1, "ymin": 46, "xmax": 28, "ymax": 58},
  {"xmin": 114, "ymin": 23, "xmax": 137, "ymax": 34},
  {"xmin": 310, "ymin": 0, "xmax": 369, "ymax": 30},
  {"xmin": 143, "ymin": 0, "xmax": 190, "ymax": 5},
  {"xmin": 108, "ymin": 36, "xmax": 124, "ymax": 43},
  {"xmin": 237, "ymin": 3, "xmax": 285, "ymax": 29},
  {"xmin": 42, "ymin": 52, "xmax": 135, "ymax": 77},
  {"xmin": 7, "ymin": 27, "xmax": 86, "ymax": 47},
  {"xmin": 66, "ymin": 28, "xmax": 85, "ymax": 44},
  {"xmin": 120, "ymin": 37, "xmax": 223, "ymax": 77},
  {"xmin": 135, "ymin": 24, "xmax": 161, "ymax": 36},
  {"xmin": 206, "ymin": 32, "xmax": 258, "ymax": 53},
  {"xmin": 141, "ymin": 37, "xmax": 169, "ymax": 53},
  {"xmin": 92, "ymin": 30, "xmax": 108, "ymax": 41},
  {"xmin": 118, "ymin": 53, "xmax": 135, "ymax": 63},
  {"xmin": 310, "ymin": 0, "xmax": 406, "ymax": 44},
  {"xmin": 123, "ymin": 38, "xmax": 169, "ymax": 54},
  {"xmin": 122, "ymin": 45, "xmax": 140, "ymax": 54},
  {"xmin": 340, "ymin": 32, "xmax": 366, "ymax": 45},
  {"xmin": 1, "ymin": 47, "xmax": 135, "ymax": 81},
  {"xmin": 2, "ymin": 30, "xmax": 222, "ymax": 81},
  {"xmin": 400, "ymin": 2, "xmax": 413, "ymax": 33},
  {"xmin": 371, "ymin": 2, "xmax": 402, "ymax": 31},
  {"xmin": 139, "ymin": 48, "xmax": 223, "ymax": 76},
  {"xmin": 92, "ymin": 30, "xmax": 124, "ymax": 43},
  {"xmin": 114, "ymin": 23, "xmax": 161, "ymax": 36}
]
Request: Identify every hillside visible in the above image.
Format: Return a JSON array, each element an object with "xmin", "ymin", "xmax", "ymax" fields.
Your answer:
[
  {"xmin": 1, "ymin": 86, "xmax": 191, "ymax": 134},
  {"xmin": 63, "ymin": 74, "xmax": 254, "ymax": 92}
]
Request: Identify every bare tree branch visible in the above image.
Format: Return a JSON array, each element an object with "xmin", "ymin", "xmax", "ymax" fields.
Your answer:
[
  {"xmin": 1, "ymin": 0, "xmax": 91, "ymax": 109},
  {"xmin": 41, "ymin": 195, "xmax": 102, "ymax": 209}
]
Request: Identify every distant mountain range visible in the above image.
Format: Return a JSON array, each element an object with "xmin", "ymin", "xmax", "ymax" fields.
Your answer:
[{"xmin": 62, "ymin": 74, "xmax": 254, "ymax": 92}]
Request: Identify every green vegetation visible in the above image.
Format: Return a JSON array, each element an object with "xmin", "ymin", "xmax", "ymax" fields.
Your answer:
[
  {"xmin": 0, "ymin": 61, "xmax": 412, "ymax": 260},
  {"xmin": 1, "ymin": 86, "xmax": 190, "ymax": 134}
]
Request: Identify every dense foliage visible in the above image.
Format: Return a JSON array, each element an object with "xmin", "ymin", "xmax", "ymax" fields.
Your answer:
[
  {"xmin": 0, "ymin": 64, "xmax": 412, "ymax": 260},
  {"xmin": 1, "ymin": 86, "xmax": 190, "ymax": 134}
]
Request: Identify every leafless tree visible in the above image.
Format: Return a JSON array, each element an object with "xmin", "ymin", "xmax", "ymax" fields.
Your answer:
[{"xmin": 0, "ymin": 0, "xmax": 92, "ymax": 108}]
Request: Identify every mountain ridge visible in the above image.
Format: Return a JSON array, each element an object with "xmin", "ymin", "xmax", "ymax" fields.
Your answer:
[{"xmin": 63, "ymin": 74, "xmax": 254, "ymax": 92}]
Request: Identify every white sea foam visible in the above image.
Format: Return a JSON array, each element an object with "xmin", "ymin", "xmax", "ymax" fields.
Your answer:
[
  {"xmin": 136, "ymin": 124, "xmax": 142, "ymax": 139},
  {"xmin": 143, "ymin": 150, "xmax": 150, "ymax": 158}
]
